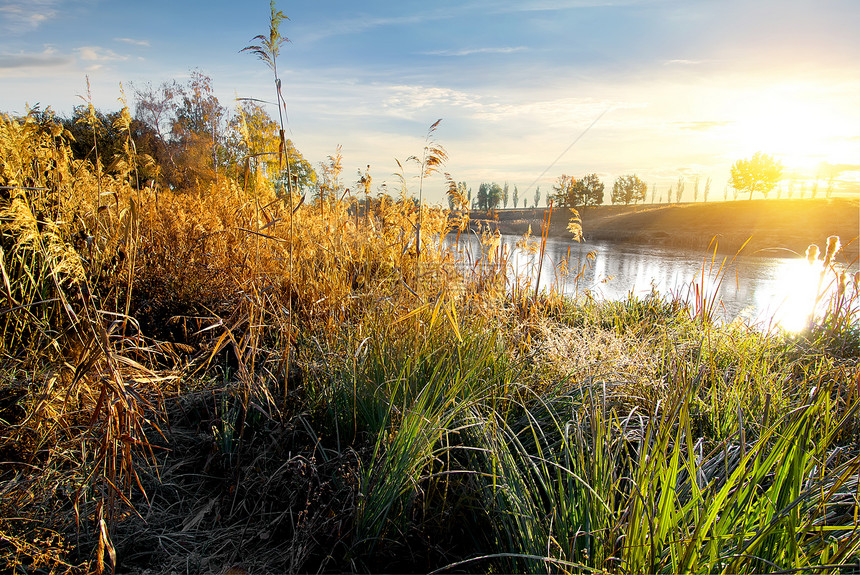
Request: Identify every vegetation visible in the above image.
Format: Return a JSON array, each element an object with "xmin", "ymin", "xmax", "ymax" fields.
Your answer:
[
  {"xmin": 1, "ymin": 8, "xmax": 858, "ymax": 574},
  {"xmin": 730, "ymin": 151, "xmax": 784, "ymax": 200},
  {"xmin": 551, "ymin": 173, "xmax": 605, "ymax": 208},
  {"xmin": 611, "ymin": 174, "xmax": 648, "ymax": 205}
]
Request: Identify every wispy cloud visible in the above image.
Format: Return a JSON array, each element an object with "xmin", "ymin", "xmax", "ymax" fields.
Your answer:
[
  {"xmin": 382, "ymin": 85, "xmax": 483, "ymax": 116},
  {"xmin": 0, "ymin": 47, "xmax": 71, "ymax": 69},
  {"xmin": 76, "ymin": 46, "xmax": 128, "ymax": 62},
  {"xmin": 422, "ymin": 46, "xmax": 527, "ymax": 57},
  {"xmin": 0, "ymin": 0, "xmax": 61, "ymax": 34},
  {"xmin": 114, "ymin": 37, "xmax": 150, "ymax": 47}
]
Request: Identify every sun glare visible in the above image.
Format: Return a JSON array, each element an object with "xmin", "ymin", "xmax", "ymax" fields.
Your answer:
[
  {"xmin": 728, "ymin": 87, "xmax": 856, "ymax": 173},
  {"xmin": 761, "ymin": 259, "xmax": 821, "ymax": 332}
]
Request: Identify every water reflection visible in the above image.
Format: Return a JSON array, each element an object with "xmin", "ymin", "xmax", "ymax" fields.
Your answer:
[{"xmin": 446, "ymin": 233, "xmax": 858, "ymax": 329}]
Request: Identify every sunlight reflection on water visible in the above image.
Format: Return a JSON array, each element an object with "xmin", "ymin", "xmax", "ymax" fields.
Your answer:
[{"xmin": 446, "ymin": 233, "xmax": 857, "ymax": 330}]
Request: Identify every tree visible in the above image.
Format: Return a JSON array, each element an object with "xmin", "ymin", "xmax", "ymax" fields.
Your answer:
[
  {"xmin": 133, "ymin": 79, "xmax": 180, "ymax": 176},
  {"xmin": 477, "ymin": 183, "xmax": 489, "ymax": 210},
  {"xmin": 573, "ymin": 173, "xmax": 604, "ymax": 206},
  {"xmin": 729, "ymin": 152, "xmax": 783, "ymax": 200},
  {"xmin": 227, "ymin": 100, "xmax": 316, "ymax": 196},
  {"xmin": 171, "ymin": 70, "xmax": 227, "ymax": 187},
  {"xmin": 534, "ymin": 186, "xmax": 541, "ymax": 208},
  {"xmin": 552, "ymin": 173, "xmax": 604, "ymax": 207},
  {"xmin": 132, "ymin": 71, "xmax": 227, "ymax": 190},
  {"xmin": 551, "ymin": 174, "xmax": 576, "ymax": 207},
  {"xmin": 503, "ymin": 182, "xmax": 509, "ymax": 208},
  {"xmin": 513, "ymin": 185, "xmax": 519, "ymax": 208},
  {"xmin": 674, "ymin": 177, "xmax": 684, "ymax": 203},
  {"xmin": 488, "ymin": 182, "xmax": 502, "ymax": 209},
  {"xmin": 611, "ymin": 174, "xmax": 647, "ymax": 205}
]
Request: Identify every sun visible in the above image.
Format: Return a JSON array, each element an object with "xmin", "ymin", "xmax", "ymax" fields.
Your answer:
[{"xmin": 727, "ymin": 85, "xmax": 856, "ymax": 173}]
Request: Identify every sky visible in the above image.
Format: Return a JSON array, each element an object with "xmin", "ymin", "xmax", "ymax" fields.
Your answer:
[{"xmin": 2, "ymin": 0, "xmax": 860, "ymax": 205}]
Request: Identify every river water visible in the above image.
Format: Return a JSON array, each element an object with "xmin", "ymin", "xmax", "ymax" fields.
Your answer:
[{"xmin": 446, "ymin": 233, "xmax": 858, "ymax": 331}]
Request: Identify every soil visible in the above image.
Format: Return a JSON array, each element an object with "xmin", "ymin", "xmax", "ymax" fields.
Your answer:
[{"xmin": 465, "ymin": 198, "xmax": 860, "ymax": 261}]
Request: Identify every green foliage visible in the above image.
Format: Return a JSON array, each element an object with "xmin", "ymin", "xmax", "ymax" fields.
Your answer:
[
  {"xmin": 612, "ymin": 174, "xmax": 647, "ymax": 205},
  {"xmin": 553, "ymin": 173, "xmax": 604, "ymax": 207},
  {"xmin": 476, "ymin": 182, "xmax": 503, "ymax": 210}
]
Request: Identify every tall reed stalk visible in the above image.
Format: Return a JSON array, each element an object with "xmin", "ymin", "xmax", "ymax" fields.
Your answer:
[{"xmin": 243, "ymin": 0, "xmax": 295, "ymax": 404}]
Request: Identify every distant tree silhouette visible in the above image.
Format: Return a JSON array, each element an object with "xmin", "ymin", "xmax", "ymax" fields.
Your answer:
[{"xmin": 611, "ymin": 174, "xmax": 647, "ymax": 205}]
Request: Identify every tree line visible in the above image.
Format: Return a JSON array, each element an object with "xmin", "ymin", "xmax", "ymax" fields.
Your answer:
[{"xmin": 461, "ymin": 151, "xmax": 833, "ymax": 212}]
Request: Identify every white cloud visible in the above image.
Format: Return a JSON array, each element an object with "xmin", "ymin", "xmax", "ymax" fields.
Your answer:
[
  {"xmin": 383, "ymin": 85, "xmax": 483, "ymax": 115},
  {"xmin": 114, "ymin": 37, "xmax": 151, "ymax": 47},
  {"xmin": 76, "ymin": 46, "xmax": 127, "ymax": 62}
]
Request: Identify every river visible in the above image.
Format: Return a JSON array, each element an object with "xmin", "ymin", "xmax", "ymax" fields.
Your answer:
[{"xmin": 445, "ymin": 233, "xmax": 858, "ymax": 331}]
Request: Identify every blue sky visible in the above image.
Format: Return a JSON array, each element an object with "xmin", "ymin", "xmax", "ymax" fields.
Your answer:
[{"xmin": 3, "ymin": 0, "xmax": 860, "ymax": 204}]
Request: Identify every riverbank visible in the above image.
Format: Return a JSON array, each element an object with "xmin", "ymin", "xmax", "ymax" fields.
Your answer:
[{"xmin": 467, "ymin": 198, "xmax": 859, "ymax": 260}]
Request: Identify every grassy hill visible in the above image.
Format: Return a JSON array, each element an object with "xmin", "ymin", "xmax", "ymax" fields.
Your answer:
[{"xmin": 469, "ymin": 198, "xmax": 860, "ymax": 260}]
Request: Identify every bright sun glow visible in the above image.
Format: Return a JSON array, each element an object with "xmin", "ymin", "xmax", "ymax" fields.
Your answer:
[
  {"xmin": 758, "ymin": 258, "xmax": 856, "ymax": 333},
  {"xmin": 728, "ymin": 86, "xmax": 857, "ymax": 173},
  {"xmin": 761, "ymin": 259, "xmax": 821, "ymax": 332}
]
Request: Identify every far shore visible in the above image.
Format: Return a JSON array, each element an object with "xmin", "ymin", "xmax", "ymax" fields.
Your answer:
[{"xmin": 459, "ymin": 198, "xmax": 859, "ymax": 261}]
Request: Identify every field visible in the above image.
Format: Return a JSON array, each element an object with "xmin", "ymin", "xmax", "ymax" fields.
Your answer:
[
  {"xmin": 476, "ymin": 198, "xmax": 860, "ymax": 259},
  {"xmin": 1, "ymin": 108, "xmax": 860, "ymax": 574}
]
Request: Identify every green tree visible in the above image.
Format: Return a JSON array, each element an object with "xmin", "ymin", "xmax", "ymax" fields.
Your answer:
[
  {"xmin": 488, "ymin": 182, "xmax": 502, "ymax": 209},
  {"xmin": 534, "ymin": 185, "xmax": 541, "ymax": 208},
  {"xmin": 551, "ymin": 174, "xmax": 576, "ymax": 207},
  {"xmin": 512, "ymin": 185, "xmax": 519, "ymax": 208},
  {"xmin": 573, "ymin": 173, "xmax": 604, "ymax": 206},
  {"xmin": 729, "ymin": 152, "xmax": 783, "ymax": 200},
  {"xmin": 502, "ymin": 182, "xmax": 509, "ymax": 208},
  {"xmin": 477, "ymin": 183, "xmax": 489, "ymax": 210},
  {"xmin": 611, "ymin": 174, "xmax": 647, "ymax": 205}
]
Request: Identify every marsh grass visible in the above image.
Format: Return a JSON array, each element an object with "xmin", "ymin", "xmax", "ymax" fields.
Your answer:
[{"xmin": 1, "ymin": 101, "xmax": 859, "ymax": 574}]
